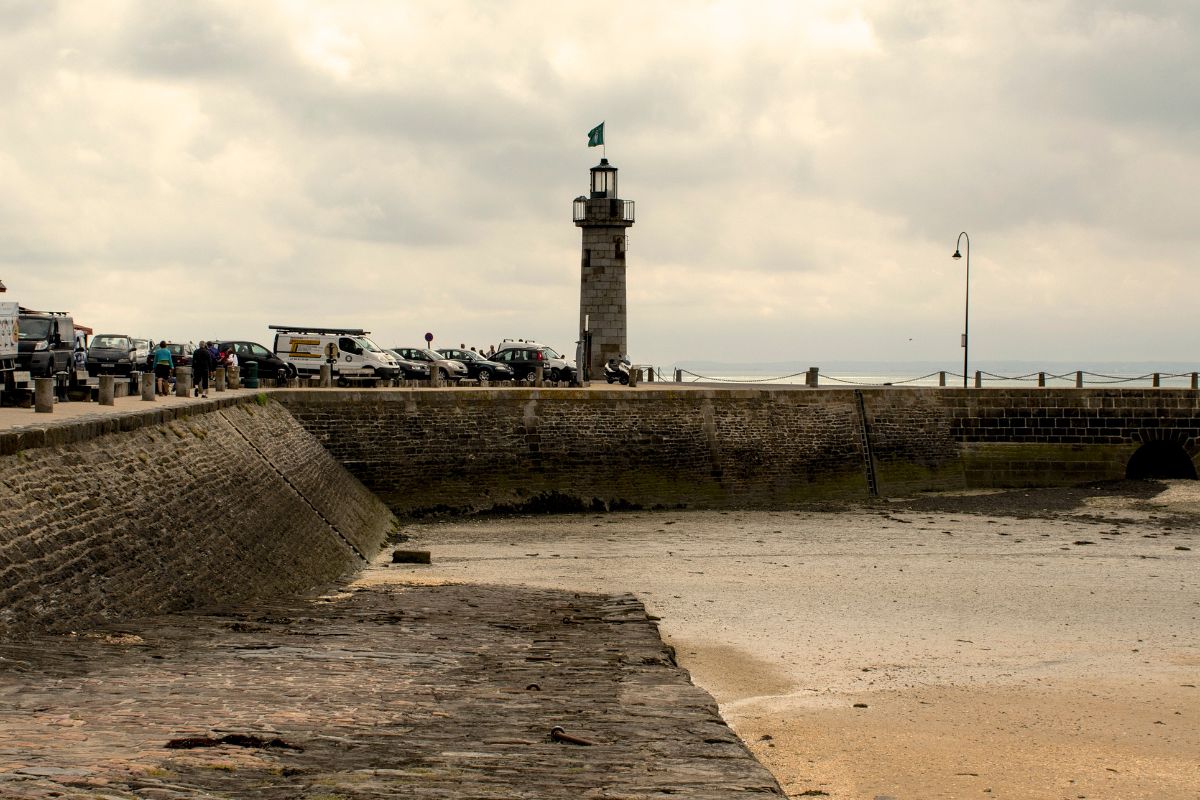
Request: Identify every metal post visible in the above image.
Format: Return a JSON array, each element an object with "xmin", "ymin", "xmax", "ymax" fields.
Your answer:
[
  {"xmin": 34, "ymin": 377, "xmax": 54, "ymax": 413},
  {"xmin": 1076, "ymin": 371, "xmax": 1083, "ymax": 388},
  {"xmin": 1038, "ymin": 372, "xmax": 1045, "ymax": 387},
  {"xmin": 98, "ymin": 374, "xmax": 115, "ymax": 405},
  {"xmin": 1153, "ymin": 372, "xmax": 1161, "ymax": 388},
  {"xmin": 953, "ymin": 232, "xmax": 970, "ymax": 388}
]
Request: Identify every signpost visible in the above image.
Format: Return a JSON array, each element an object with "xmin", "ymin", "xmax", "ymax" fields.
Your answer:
[{"xmin": 424, "ymin": 332, "xmax": 433, "ymax": 345}]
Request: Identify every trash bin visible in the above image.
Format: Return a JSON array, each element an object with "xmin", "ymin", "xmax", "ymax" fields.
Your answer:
[{"xmin": 244, "ymin": 360, "xmax": 260, "ymax": 389}]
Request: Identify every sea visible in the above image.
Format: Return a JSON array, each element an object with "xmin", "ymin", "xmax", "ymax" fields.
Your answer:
[{"xmin": 665, "ymin": 361, "xmax": 1200, "ymax": 389}]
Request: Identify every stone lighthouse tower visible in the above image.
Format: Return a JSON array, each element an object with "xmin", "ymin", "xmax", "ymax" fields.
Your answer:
[{"xmin": 573, "ymin": 158, "xmax": 635, "ymax": 381}]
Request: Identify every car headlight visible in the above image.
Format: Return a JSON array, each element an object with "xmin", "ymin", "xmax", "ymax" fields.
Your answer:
[{"xmin": 33, "ymin": 340, "xmax": 49, "ymax": 351}]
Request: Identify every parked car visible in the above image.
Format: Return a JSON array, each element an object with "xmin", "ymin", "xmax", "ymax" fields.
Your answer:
[
  {"xmin": 490, "ymin": 341, "xmax": 575, "ymax": 382},
  {"xmin": 86, "ymin": 334, "xmax": 138, "ymax": 376},
  {"xmin": 165, "ymin": 342, "xmax": 192, "ymax": 367},
  {"xmin": 436, "ymin": 347, "xmax": 514, "ymax": 383},
  {"xmin": 383, "ymin": 349, "xmax": 430, "ymax": 380},
  {"xmin": 389, "ymin": 347, "xmax": 468, "ymax": 383},
  {"xmin": 215, "ymin": 340, "xmax": 296, "ymax": 380},
  {"xmin": 16, "ymin": 310, "xmax": 76, "ymax": 378},
  {"xmin": 131, "ymin": 338, "xmax": 152, "ymax": 370}
]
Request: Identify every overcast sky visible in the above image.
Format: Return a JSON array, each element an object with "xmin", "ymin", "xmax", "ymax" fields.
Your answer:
[{"xmin": 3, "ymin": 1, "xmax": 1198, "ymax": 369}]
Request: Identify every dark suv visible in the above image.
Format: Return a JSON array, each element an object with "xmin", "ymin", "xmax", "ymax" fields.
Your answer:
[
  {"xmin": 216, "ymin": 340, "xmax": 296, "ymax": 381},
  {"xmin": 436, "ymin": 347, "xmax": 514, "ymax": 383},
  {"xmin": 489, "ymin": 345, "xmax": 575, "ymax": 382},
  {"xmin": 87, "ymin": 334, "xmax": 137, "ymax": 376},
  {"xmin": 17, "ymin": 311, "xmax": 76, "ymax": 378}
]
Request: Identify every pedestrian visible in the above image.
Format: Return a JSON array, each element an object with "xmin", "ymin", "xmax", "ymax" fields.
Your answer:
[
  {"xmin": 152, "ymin": 340, "xmax": 173, "ymax": 396},
  {"xmin": 224, "ymin": 346, "xmax": 239, "ymax": 370},
  {"xmin": 487, "ymin": 344, "xmax": 495, "ymax": 357},
  {"xmin": 192, "ymin": 340, "xmax": 213, "ymax": 398}
]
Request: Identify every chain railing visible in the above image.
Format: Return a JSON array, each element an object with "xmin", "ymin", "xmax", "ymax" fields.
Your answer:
[{"xmin": 667, "ymin": 367, "xmax": 1200, "ymax": 389}]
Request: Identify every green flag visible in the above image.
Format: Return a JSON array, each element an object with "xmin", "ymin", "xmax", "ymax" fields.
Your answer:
[{"xmin": 587, "ymin": 122, "xmax": 604, "ymax": 147}]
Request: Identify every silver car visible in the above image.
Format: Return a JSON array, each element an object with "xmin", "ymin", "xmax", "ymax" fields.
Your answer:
[{"xmin": 389, "ymin": 347, "xmax": 468, "ymax": 383}]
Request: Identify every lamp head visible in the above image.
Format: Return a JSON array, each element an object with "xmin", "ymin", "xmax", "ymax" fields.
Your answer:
[{"xmin": 952, "ymin": 250, "xmax": 962, "ymax": 260}]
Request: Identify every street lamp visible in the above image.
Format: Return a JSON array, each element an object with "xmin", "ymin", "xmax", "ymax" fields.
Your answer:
[{"xmin": 952, "ymin": 232, "xmax": 970, "ymax": 388}]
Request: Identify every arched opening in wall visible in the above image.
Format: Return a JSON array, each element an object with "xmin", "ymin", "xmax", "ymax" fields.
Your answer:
[{"xmin": 1126, "ymin": 441, "xmax": 1198, "ymax": 480}]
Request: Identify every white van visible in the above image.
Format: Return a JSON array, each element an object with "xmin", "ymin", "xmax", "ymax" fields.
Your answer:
[{"xmin": 270, "ymin": 325, "xmax": 401, "ymax": 381}]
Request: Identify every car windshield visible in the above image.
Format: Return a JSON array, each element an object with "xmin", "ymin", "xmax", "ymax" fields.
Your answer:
[
  {"xmin": 17, "ymin": 317, "xmax": 51, "ymax": 340},
  {"xmin": 91, "ymin": 336, "xmax": 129, "ymax": 349},
  {"xmin": 355, "ymin": 336, "xmax": 384, "ymax": 353},
  {"xmin": 419, "ymin": 349, "xmax": 442, "ymax": 361},
  {"xmin": 168, "ymin": 344, "xmax": 184, "ymax": 355},
  {"xmin": 541, "ymin": 346, "xmax": 562, "ymax": 359}
]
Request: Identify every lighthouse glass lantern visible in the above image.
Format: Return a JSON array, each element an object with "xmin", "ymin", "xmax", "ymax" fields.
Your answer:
[{"xmin": 590, "ymin": 159, "xmax": 618, "ymax": 199}]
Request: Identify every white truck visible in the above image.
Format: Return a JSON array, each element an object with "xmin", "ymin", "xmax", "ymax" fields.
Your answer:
[
  {"xmin": 270, "ymin": 325, "xmax": 402, "ymax": 382},
  {"xmin": 0, "ymin": 302, "xmax": 18, "ymax": 396}
]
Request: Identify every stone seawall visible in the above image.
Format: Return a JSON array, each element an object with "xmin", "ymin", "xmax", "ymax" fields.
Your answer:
[
  {"xmin": 275, "ymin": 388, "xmax": 965, "ymax": 516},
  {"xmin": 276, "ymin": 387, "xmax": 1200, "ymax": 517},
  {"xmin": 0, "ymin": 397, "xmax": 395, "ymax": 639}
]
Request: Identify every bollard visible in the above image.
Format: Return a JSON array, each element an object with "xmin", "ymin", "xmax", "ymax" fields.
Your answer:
[
  {"xmin": 674, "ymin": 368, "xmax": 683, "ymax": 383},
  {"xmin": 1153, "ymin": 372, "xmax": 1161, "ymax": 388},
  {"xmin": 242, "ymin": 361, "xmax": 258, "ymax": 389},
  {"xmin": 1038, "ymin": 372, "xmax": 1046, "ymax": 387},
  {"xmin": 320, "ymin": 363, "xmax": 332, "ymax": 387},
  {"xmin": 175, "ymin": 366, "xmax": 192, "ymax": 397},
  {"xmin": 1076, "ymin": 371, "xmax": 1083, "ymax": 388},
  {"xmin": 130, "ymin": 371, "xmax": 141, "ymax": 396},
  {"xmin": 805, "ymin": 367, "xmax": 819, "ymax": 388},
  {"xmin": 974, "ymin": 370, "xmax": 982, "ymax": 388},
  {"xmin": 142, "ymin": 372, "xmax": 156, "ymax": 401},
  {"xmin": 1193, "ymin": 372, "xmax": 1198, "ymax": 390},
  {"xmin": 227, "ymin": 365, "xmax": 240, "ymax": 390},
  {"xmin": 34, "ymin": 377, "xmax": 54, "ymax": 413},
  {"xmin": 429, "ymin": 365, "xmax": 440, "ymax": 388},
  {"xmin": 214, "ymin": 367, "xmax": 226, "ymax": 392},
  {"xmin": 628, "ymin": 367, "xmax": 639, "ymax": 387},
  {"xmin": 938, "ymin": 371, "xmax": 946, "ymax": 387},
  {"xmin": 98, "ymin": 374, "xmax": 115, "ymax": 406},
  {"xmin": 647, "ymin": 367, "xmax": 655, "ymax": 382},
  {"xmin": 534, "ymin": 364, "xmax": 544, "ymax": 387}
]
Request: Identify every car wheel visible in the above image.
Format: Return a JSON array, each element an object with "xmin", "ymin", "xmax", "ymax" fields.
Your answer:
[
  {"xmin": 549, "ymin": 368, "xmax": 561, "ymax": 382},
  {"xmin": 619, "ymin": 375, "xmax": 629, "ymax": 385},
  {"xmin": 285, "ymin": 363, "xmax": 297, "ymax": 378},
  {"xmin": 525, "ymin": 369, "xmax": 538, "ymax": 383},
  {"xmin": 477, "ymin": 368, "xmax": 491, "ymax": 384},
  {"xmin": 606, "ymin": 376, "xmax": 616, "ymax": 384}
]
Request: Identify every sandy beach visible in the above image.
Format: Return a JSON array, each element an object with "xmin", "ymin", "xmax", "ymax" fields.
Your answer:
[{"xmin": 369, "ymin": 480, "xmax": 1200, "ymax": 799}]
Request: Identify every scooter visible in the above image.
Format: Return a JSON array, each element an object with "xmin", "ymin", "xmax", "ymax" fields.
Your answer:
[{"xmin": 604, "ymin": 356, "xmax": 631, "ymax": 385}]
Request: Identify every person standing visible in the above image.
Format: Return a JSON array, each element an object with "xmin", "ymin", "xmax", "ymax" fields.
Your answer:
[
  {"xmin": 152, "ymin": 341, "xmax": 173, "ymax": 396},
  {"xmin": 192, "ymin": 341, "xmax": 213, "ymax": 398}
]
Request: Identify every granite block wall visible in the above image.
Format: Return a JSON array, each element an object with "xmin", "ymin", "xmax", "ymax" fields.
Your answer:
[{"xmin": 0, "ymin": 399, "xmax": 394, "ymax": 639}]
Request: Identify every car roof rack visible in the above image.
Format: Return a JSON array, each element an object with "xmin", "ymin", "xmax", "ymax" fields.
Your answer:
[
  {"xmin": 269, "ymin": 325, "xmax": 369, "ymax": 335},
  {"xmin": 18, "ymin": 308, "xmax": 72, "ymax": 316}
]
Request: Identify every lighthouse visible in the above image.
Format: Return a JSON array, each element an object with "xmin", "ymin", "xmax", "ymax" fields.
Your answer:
[{"xmin": 573, "ymin": 158, "xmax": 635, "ymax": 381}]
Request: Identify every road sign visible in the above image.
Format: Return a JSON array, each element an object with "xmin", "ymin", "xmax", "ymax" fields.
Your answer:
[{"xmin": 424, "ymin": 332, "xmax": 433, "ymax": 344}]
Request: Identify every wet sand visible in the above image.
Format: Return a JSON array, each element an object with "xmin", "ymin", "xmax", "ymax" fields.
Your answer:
[{"xmin": 375, "ymin": 481, "xmax": 1200, "ymax": 799}]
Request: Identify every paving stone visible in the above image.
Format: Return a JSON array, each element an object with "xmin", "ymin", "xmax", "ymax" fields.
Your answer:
[{"xmin": 0, "ymin": 583, "xmax": 782, "ymax": 798}]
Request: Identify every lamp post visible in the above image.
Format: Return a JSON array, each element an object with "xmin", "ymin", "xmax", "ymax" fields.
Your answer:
[{"xmin": 952, "ymin": 232, "xmax": 970, "ymax": 388}]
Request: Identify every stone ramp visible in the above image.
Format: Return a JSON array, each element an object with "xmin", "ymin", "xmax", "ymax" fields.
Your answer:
[{"xmin": 0, "ymin": 583, "xmax": 782, "ymax": 798}]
